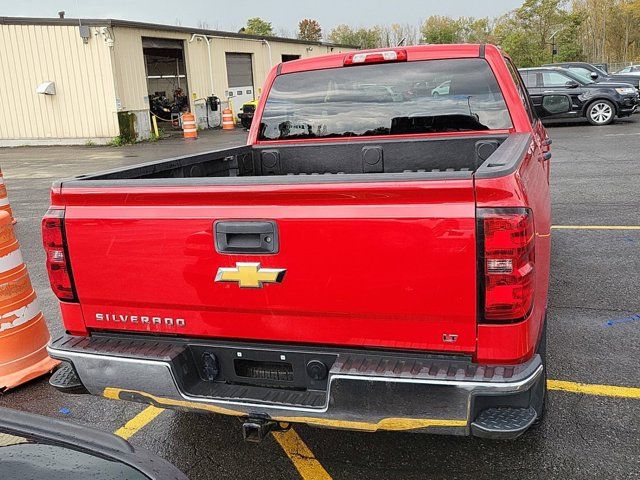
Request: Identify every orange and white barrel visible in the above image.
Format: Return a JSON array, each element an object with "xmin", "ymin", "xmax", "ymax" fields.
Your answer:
[
  {"xmin": 222, "ymin": 108, "xmax": 235, "ymax": 130},
  {"xmin": 0, "ymin": 211, "xmax": 58, "ymax": 390},
  {"xmin": 0, "ymin": 168, "xmax": 15, "ymax": 224},
  {"xmin": 182, "ymin": 112, "xmax": 197, "ymax": 140}
]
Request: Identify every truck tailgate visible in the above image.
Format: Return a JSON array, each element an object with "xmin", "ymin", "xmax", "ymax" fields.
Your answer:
[{"xmin": 62, "ymin": 179, "xmax": 477, "ymax": 353}]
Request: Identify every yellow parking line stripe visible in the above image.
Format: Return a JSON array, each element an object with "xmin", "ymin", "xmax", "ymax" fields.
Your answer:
[
  {"xmin": 114, "ymin": 405, "xmax": 165, "ymax": 440},
  {"xmin": 548, "ymin": 380, "xmax": 640, "ymax": 399},
  {"xmin": 101, "ymin": 381, "xmax": 639, "ymax": 480},
  {"xmin": 552, "ymin": 225, "xmax": 640, "ymax": 230},
  {"xmin": 273, "ymin": 428, "xmax": 332, "ymax": 480}
]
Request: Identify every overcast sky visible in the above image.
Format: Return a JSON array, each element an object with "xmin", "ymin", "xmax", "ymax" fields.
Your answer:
[{"xmin": 0, "ymin": 0, "xmax": 523, "ymax": 34}]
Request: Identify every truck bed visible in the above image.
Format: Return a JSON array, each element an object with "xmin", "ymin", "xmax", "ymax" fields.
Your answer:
[{"xmin": 61, "ymin": 133, "xmax": 520, "ymax": 185}]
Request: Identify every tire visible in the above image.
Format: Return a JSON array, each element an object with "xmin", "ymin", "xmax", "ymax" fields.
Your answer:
[
  {"xmin": 432, "ymin": 91, "xmax": 440, "ymax": 97},
  {"xmin": 586, "ymin": 99, "xmax": 616, "ymax": 126},
  {"xmin": 240, "ymin": 117, "xmax": 253, "ymax": 130}
]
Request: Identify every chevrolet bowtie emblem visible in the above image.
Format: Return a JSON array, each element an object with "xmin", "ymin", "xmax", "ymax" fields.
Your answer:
[{"xmin": 215, "ymin": 262, "xmax": 286, "ymax": 288}]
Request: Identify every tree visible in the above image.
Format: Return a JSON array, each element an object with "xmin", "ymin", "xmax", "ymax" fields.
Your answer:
[
  {"xmin": 328, "ymin": 25, "xmax": 382, "ymax": 48},
  {"xmin": 621, "ymin": 0, "xmax": 640, "ymax": 62},
  {"xmin": 591, "ymin": 0, "xmax": 640, "ymax": 64},
  {"xmin": 380, "ymin": 23, "xmax": 419, "ymax": 47},
  {"xmin": 420, "ymin": 16, "xmax": 462, "ymax": 44},
  {"xmin": 327, "ymin": 24, "xmax": 355, "ymax": 45},
  {"xmin": 458, "ymin": 17, "xmax": 496, "ymax": 44},
  {"xmin": 494, "ymin": 13, "xmax": 541, "ymax": 66},
  {"xmin": 242, "ymin": 17, "xmax": 273, "ymax": 36},
  {"xmin": 554, "ymin": 11, "xmax": 585, "ymax": 61},
  {"xmin": 298, "ymin": 19, "xmax": 322, "ymax": 42},
  {"xmin": 276, "ymin": 27, "xmax": 294, "ymax": 39},
  {"xmin": 355, "ymin": 26, "xmax": 383, "ymax": 48},
  {"xmin": 419, "ymin": 16, "xmax": 495, "ymax": 46},
  {"xmin": 493, "ymin": 0, "xmax": 582, "ymax": 67},
  {"xmin": 232, "ymin": 1, "xmax": 639, "ymax": 66}
]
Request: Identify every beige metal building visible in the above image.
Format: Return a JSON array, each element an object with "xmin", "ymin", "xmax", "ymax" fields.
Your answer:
[{"xmin": 0, "ymin": 17, "xmax": 355, "ymax": 146}]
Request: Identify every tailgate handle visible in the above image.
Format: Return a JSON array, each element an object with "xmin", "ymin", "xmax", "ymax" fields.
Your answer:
[{"xmin": 215, "ymin": 221, "xmax": 279, "ymax": 254}]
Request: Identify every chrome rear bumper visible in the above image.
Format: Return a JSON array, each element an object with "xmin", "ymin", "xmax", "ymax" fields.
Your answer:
[{"xmin": 48, "ymin": 335, "xmax": 544, "ymax": 437}]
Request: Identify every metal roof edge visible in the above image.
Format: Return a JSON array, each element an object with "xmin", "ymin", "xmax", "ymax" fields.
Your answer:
[{"xmin": 0, "ymin": 16, "xmax": 358, "ymax": 49}]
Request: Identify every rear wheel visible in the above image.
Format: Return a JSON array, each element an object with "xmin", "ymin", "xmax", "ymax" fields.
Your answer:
[{"xmin": 587, "ymin": 100, "xmax": 615, "ymax": 125}]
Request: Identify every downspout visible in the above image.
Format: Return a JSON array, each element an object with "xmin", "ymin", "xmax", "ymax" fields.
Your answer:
[
  {"xmin": 99, "ymin": 26, "xmax": 121, "ymax": 138},
  {"xmin": 262, "ymin": 39, "xmax": 273, "ymax": 69},
  {"xmin": 189, "ymin": 34, "xmax": 215, "ymax": 95}
]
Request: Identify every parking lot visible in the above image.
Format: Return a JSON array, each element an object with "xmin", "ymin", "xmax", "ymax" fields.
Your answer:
[{"xmin": 0, "ymin": 117, "xmax": 639, "ymax": 479}]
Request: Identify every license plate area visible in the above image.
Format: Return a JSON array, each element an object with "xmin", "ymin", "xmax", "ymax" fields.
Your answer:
[
  {"xmin": 186, "ymin": 344, "xmax": 336, "ymax": 392},
  {"xmin": 235, "ymin": 358, "xmax": 294, "ymax": 382}
]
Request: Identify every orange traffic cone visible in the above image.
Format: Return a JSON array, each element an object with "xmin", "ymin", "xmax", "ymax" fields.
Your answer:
[
  {"xmin": 222, "ymin": 108, "xmax": 235, "ymax": 130},
  {"xmin": 182, "ymin": 112, "xmax": 197, "ymax": 140},
  {"xmin": 0, "ymin": 211, "xmax": 58, "ymax": 391},
  {"xmin": 0, "ymin": 167, "xmax": 15, "ymax": 224}
]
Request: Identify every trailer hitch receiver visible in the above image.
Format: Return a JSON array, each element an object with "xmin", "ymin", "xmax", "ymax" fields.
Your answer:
[{"xmin": 242, "ymin": 417, "xmax": 289, "ymax": 443}]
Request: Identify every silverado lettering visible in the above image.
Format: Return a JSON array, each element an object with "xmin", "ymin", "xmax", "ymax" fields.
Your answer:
[
  {"xmin": 95, "ymin": 313, "xmax": 186, "ymax": 327},
  {"xmin": 45, "ymin": 45, "xmax": 563, "ymax": 441}
]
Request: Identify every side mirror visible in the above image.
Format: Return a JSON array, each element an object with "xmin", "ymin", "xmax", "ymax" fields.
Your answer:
[
  {"xmin": 565, "ymin": 80, "xmax": 580, "ymax": 88},
  {"xmin": 539, "ymin": 94, "xmax": 572, "ymax": 117},
  {"xmin": 590, "ymin": 72, "xmax": 599, "ymax": 80}
]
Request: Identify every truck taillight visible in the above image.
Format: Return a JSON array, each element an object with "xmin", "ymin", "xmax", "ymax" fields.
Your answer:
[
  {"xmin": 343, "ymin": 49, "xmax": 407, "ymax": 66},
  {"xmin": 42, "ymin": 207, "xmax": 77, "ymax": 302},
  {"xmin": 478, "ymin": 208, "xmax": 535, "ymax": 322}
]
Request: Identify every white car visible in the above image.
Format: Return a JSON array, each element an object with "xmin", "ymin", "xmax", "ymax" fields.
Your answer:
[
  {"xmin": 616, "ymin": 65, "xmax": 640, "ymax": 76},
  {"xmin": 431, "ymin": 80, "xmax": 451, "ymax": 96}
]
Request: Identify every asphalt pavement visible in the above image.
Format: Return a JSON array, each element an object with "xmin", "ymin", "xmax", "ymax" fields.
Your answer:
[{"xmin": 0, "ymin": 119, "xmax": 638, "ymax": 479}]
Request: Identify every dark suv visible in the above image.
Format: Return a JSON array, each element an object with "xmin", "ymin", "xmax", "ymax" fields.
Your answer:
[
  {"xmin": 520, "ymin": 67, "xmax": 639, "ymax": 125},
  {"xmin": 544, "ymin": 62, "xmax": 640, "ymax": 92}
]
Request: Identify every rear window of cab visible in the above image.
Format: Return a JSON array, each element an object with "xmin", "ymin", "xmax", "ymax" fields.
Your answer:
[{"xmin": 258, "ymin": 58, "xmax": 512, "ymax": 141}]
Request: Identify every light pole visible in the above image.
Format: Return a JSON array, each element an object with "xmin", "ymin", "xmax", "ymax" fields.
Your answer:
[{"xmin": 548, "ymin": 28, "xmax": 563, "ymax": 63}]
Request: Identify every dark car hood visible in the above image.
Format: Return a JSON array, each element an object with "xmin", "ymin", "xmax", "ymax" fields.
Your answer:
[
  {"xmin": 590, "ymin": 80, "xmax": 639, "ymax": 89},
  {"xmin": 603, "ymin": 76, "xmax": 640, "ymax": 88}
]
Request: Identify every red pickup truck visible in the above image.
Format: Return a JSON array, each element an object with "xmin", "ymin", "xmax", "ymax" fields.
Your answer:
[{"xmin": 45, "ymin": 45, "xmax": 568, "ymax": 441}]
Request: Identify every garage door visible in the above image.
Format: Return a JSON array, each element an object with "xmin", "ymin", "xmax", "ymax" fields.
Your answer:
[{"xmin": 225, "ymin": 53, "xmax": 254, "ymax": 107}]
